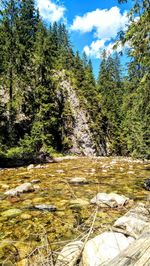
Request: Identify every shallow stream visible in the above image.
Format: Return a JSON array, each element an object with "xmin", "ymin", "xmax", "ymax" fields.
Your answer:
[{"xmin": 0, "ymin": 156, "xmax": 149, "ymax": 265}]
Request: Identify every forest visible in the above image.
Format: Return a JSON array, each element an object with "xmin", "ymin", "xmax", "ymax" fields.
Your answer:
[{"xmin": 0, "ymin": 0, "xmax": 149, "ymax": 166}]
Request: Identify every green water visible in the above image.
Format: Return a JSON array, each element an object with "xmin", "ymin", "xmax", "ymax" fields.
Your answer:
[{"xmin": 0, "ymin": 157, "xmax": 149, "ymax": 265}]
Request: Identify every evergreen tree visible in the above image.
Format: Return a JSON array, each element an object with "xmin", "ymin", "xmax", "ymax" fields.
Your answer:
[{"xmin": 98, "ymin": 51, "xmax": 123, "ymax": 154}]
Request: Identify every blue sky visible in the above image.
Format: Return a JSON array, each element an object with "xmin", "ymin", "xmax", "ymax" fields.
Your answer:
[{"xmin": 36, "ymin": 0, "xmax": 132, "ymax": 77}]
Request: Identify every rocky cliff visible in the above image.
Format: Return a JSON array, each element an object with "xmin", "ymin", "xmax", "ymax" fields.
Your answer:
[{"xmin": 55, "ymin": 71, "xmax": 106, "ymax": 156}]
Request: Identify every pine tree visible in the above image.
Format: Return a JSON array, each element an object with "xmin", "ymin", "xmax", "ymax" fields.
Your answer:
[{"xmin": 98, "ymin": 51, "xmax": 123, "ymax": 154}]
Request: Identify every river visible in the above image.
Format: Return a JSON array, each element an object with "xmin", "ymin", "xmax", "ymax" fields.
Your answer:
[{"xmin": 0, "ymin": 156, "xmax": 149, "ymax": 265}]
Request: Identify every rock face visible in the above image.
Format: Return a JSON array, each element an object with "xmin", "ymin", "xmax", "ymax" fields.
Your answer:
[
  {"xmin": 56, "ymin": 71, "xmax": 106, "ymax": 156},
  {"xmin": 4, "ymin": 183, "xmax": 34, "ymax": 196},
  {"xmin": 56, "ymin": 241, "xmax": 83, "ymax": 266},
  {"xmin": 90, "ymin": 193, "xmax": 129, "ymax": 208},
  {"xmin": 81, "ymin": 232, "xmax": 133, "ymax": 266}
]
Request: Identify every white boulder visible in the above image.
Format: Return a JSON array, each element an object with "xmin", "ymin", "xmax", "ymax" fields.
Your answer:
[
  {"xmin": 56, "ymin": 241, "xmax": 83, "ymax": 266},
  {"xmin": 81, "ymin": 232, "xmax": 133, "ymax": 266},
  {"xmin": 90, "ymin": 192, "xmax": 129, "ymax": 208}
]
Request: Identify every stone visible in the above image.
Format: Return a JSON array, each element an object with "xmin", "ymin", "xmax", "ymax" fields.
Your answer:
[
  {"xmin": 4, "ymin": 183, "xmax": 34, "ymax": 196},
  {"xmin": 69, "ymin": 177, "xmax": 89, "ymax": 185},
  {"xmin": 69, "ymin": 198, "xmax": 89, "ymax": 209},
  {"xmin": 56, "ymin": 169, "xmax": 65, "ymax": 173},
  {"xmin": 32, "ymin": 197, "xmax": 44, "ymax": 204},
  {"xmin": 113, "ymin": 203, "xmax": 150, "ymax": 238},
  {"xmin": 27, "ymin": 164, "xmax": 34, "ymax": 170},
  {"xmin": 33, "ymin": 185, "xmax": 40, "ymax": 190},
  {"xmin": 90, "ymin": 192, "xmax": 129, "ymax": 208},
  {"xmin": 33, "ymin": 204, "xmax": 57, "ymax": 211},
  {"xmin": 81, "ymin": 232, "xmax": 133, "ymax": 266},
  {"xmin": 31, "ymin": 179, "xmax": 41, "ymax": 184},
  {"xmin": 20, "ymin": 213, "xmax": 32, "ymax": 220},
  {"xmin": 1, "ymin": 208, "xmax": 22, "ymax": 218},
  {"xmin": 34, "ymin": 164, "xmax": 45, "ymax": 169},
  {"xmin": 56, "ymin": 241, "xmax": 83, "ymax": 266},
  {"xmin": 114, "ymin": 216, "xmax": 149, "ymax": 238},
  {"xmin": 143, "ymin": 178, "xmax": 150, "ymax": 190}
]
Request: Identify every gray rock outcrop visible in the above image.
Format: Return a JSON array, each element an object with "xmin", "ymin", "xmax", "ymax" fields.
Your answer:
[{"xmin": 55, "ymin": 71, "xmax": 106, "ymax": 156}]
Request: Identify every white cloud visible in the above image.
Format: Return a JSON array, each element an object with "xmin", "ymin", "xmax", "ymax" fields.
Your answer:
[
  {"xmin": 71, "ymin": 7, "xmax": 128, "ymax": 40},
  {"xmin": 83, "ymin": 40, "xmax": 129, "ymax": 59},
  {"xmin": 37, "ymin": 0, "xmax": 66, "ymax": 23},
  {"xmin": 84, "ymin": 39, "xmax": 106, "ymax": 58},
  {"xmin": 72, "ymin": 6, "xmax": 129, "ymax": 59}
]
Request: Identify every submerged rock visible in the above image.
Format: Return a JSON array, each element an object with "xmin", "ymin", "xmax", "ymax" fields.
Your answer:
[
  {"xmin": 4, "ymin": 183, "xmax": 34, "ymax": 196},
  {"xmin": 56, "ymin": 240, "xmax": 83, "ymax": 266},
  {"xmin": 1, "ymin": 208, "xmax": 22, "ymax": 218},
  {"xmin": 90, "ymin": 192, "xmax": 129, "ymax": 208},
  {"xmin": 69, "ymin": 177, "xmax": 89, "ymax": 185},
  {"xmin": 20, "ymin": 213, "xmax": 32, "ymax": 220},
  {"xmin": 69, "ymin": 198, "xmax": 89, "ymax": 209},
  {"xmin": 56, "ymin": 169, "xmax": 65, "ymax": 173},
  {"xmin": 143, "ymin": 178, "xmax": 150, "ymax": 190},
  {"xmin": 81, "ymin": 232, "xmax": 133, "ymax": 266},
  {"xmin": 33, "ymin": 204, "xmax": 57, "ymax": 212}
]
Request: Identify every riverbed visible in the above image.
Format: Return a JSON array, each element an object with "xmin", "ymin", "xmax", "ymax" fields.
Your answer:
[{"xmin": 0, "ymin": 156, "xmax": 149, "ymax": 265}]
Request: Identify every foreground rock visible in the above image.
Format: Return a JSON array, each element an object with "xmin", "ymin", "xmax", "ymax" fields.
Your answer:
[
  {"xmin": 54, "ymin": 202, "xmax": 150, "ymax": 266},
  {"xmin": 56, "ymin": 241, "xmax": 83, "ymax": 266},
  {"xmin": 4, "ymin": 183, "xmax": 34, "ymax": 196},
  {"xmin": 113, "ymin": 202, "xmax": 150, "ymax": 238},
  {"xmin": 104, "ymin": 230, "xmax": 150, "ymax": 266},
  {"xmin": 69, "ymin": 177, "xmax": 89, "ymax": 185},
  {"xmin": 91, "ymin": 192, "xmax": 129, "ymax": 208},
  {"xmin": 81, "ymin": 232, "xmax": 133, "ymax": 266}
]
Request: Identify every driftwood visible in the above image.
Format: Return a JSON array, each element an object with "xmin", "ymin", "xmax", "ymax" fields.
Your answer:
[{"xmin": 104, "ymin": 231, "xmax": 150, "ymax": 266}]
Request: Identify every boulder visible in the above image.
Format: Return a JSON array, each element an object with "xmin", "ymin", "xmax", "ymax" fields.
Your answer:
[
  {"xmin": 113, "ymin": 203, "xmax": 150, "ymax": 238},
  {"xmin": 69, "ymin": 177, "xmax": 89, "ymax": 185},
  {"xmin": 4, "ymin": 183, "xmax": 34, "ymax": 196},
  {"xmin": 81, "ymin": 232, "xmax": 133, "ymax": 266},
  {"xmin": 56, "ymin": 241, "xmax": 83, "ymax": 266},
  {"xmin": 90, "ymin": 192, "xmax": 129, "ymax": 208}
]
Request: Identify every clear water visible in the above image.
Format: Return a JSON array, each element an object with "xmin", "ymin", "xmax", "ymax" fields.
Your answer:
[{"xmin": 0, "ymin": 157, "xmax": 149, "ymax": 264}]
